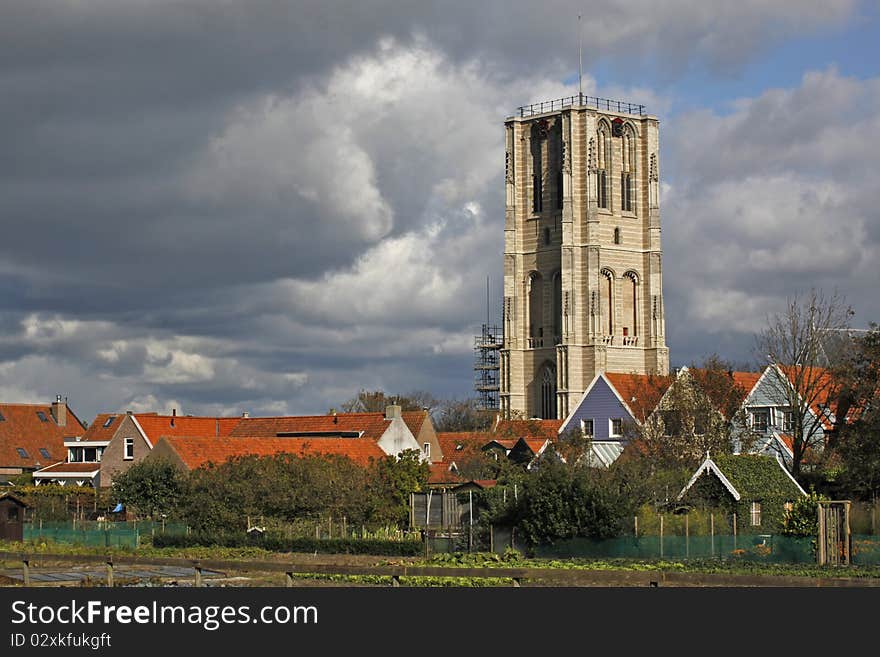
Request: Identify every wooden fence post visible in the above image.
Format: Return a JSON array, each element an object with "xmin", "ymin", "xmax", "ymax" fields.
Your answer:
[
  {"xmin": 659, "ymin": 515, "xmax": 664, "ymax": 559},
  {"xmin": 732, "ymin": 513, "xmax": 737, "ymax": 551},
  {"xmin": 106, "ymin": 560, "xmax": 114, "ymax": 587},
  {"xmin": 685, "ymin": 514, "xmax": 689, "ymax": 558},
  {"xmin": 634, "ymin": 515, "xmax": 638, "ymax": 536},
  {"xmin": 22, "ymin": 559, "xmax": 30, "ymax": 587},
  {"xmin": 286, "ymin": 572, "xmax": 294, "ymax": 587},
  {"xmin": 710, "ymin": 513, "xmax": 715, "ymax": 557}
]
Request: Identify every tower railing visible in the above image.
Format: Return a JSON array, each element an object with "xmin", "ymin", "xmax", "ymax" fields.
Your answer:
[{"xmin": 517, "ymin": 94, "xmax": 646, "ymax": 118}]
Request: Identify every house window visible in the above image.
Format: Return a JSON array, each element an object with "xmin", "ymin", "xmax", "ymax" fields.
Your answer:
[
  {"xmin": 124, "ymin": 438, "xmax": 134, "ymax": 460},
  {"xmin": 423, "ymin": 443, "xmax": 431, "ymax": 459},
  {"xmin": 752, "ymin": 411, "xmax": 769, "ymax": 432},
  {"xmin": 39, "ymin": 448, "xmax": 51, "ymax": 460},
  {"xmin": 613, "ymin": 227, "xmax": 621, "ymax": 244},
  {"xmin": 581, "ymin": 419, "xmax": 594, "ymax": 437},
  {"xmin": 661, "ymin": 410, "xmax": 682, "ymax": 436},
  {"xmin": 36, "ymin": 411, "xmax": 48, "ymax": 422},
  {"xmin": 8, "ymin": 507, "xmax": 19, "ymax": 522},
  {"xmin": 750, "ymin": 501, "xmax": 762, "ymax": 526},
  {"xmin": 621, "ymin": 173, "xmax": 633, "ymax": 211},
  {"xmin": 782, "ymin": 410, "xmax": 793, "ymax": 432},
  {"xmin": 610, "ymin": 418, "xmax": 622, "ymax": 437},
  {"xmin": 16, "ymin": 447, "xmax": 29, "ymax": 459},
  {"xmin": 103, "ymin": 416, "xmax": 115, "ymax": 428},
  {"xmin": 784, "ymin": 502, "xmax": 794, "ymax": 513},
  {"xmin": 0, "ymin": 410, "xmax": 5, "ymax": 421}
]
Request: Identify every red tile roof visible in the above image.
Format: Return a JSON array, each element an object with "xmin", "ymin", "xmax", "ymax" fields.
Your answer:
[
  {"xmin": 0, "ymin": 403, "xmax": 87, "ymax": 470},
  {"xmin": 159, "ymin": 436, "xmax": 387, "ymax": 470},
  {"xmin": 732, "ymin": 372, "xmax": 762, "ymax": 400},
  {"xmin": 230, "ymin": 413, "xmax": 391, "ymax": 441},
  {"xmin": 428, "ymin": 462, "xmax": 464, "ymax": 485},
  {"xmin": 79, "ymin": 413, "xmax": 126, "ymax": 444},
  {"xmin": 401, "ymin": 410, "xmax": 428, "ymax": 436},
  {"xmin": 604, "ymin": 373, "xmax": 675, "ymax": 421},
  {"xmin": 493, "ymin": 419, "xmax": 564, "ymax": 440},
  {"xmin": 521, "ymin": 438, "xmax": 550, "ymax": 455},
  {"xmin": 436, "ymin": 432, "xmax": 494, "ymax": 465},
  {"xmin": 135, "ymin": 414, "xmax": 241, "ymax": 442},
  {"xmin": 777, "ymin": 365, "xmax": 840, "ymax": 430}
]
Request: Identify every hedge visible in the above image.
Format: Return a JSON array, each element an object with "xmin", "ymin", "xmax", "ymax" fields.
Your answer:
[{"xmin": 151, "ymin": 532, "xmax": 423, "ymax": 556}]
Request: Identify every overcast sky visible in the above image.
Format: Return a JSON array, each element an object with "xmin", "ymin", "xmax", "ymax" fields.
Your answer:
[{"xmin": 2, "ymin": 1, "xmax": 878, "ymax": 422}]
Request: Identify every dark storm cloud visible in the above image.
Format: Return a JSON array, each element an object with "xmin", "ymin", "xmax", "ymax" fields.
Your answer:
[{"xmin": 0, "ymin": 0, "xmax": 864, "ymax": 419}]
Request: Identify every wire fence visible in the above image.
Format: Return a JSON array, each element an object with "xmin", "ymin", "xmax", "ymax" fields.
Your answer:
[{"xmin": 24, "ymin": 520, "xmax": 188, "ymax": 549}]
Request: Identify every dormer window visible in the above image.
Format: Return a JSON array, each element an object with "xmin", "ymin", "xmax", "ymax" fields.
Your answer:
[
  {"xmin": 423, "ymin": 443, "xmax": 431, "ymax": 459},
  {"xmin": 103, "ymin": 416, "xmax": 116, "ymax": 428},
  {"xmin": 36, "ymin": 411, "xmax": 48, "ymax": 422}
]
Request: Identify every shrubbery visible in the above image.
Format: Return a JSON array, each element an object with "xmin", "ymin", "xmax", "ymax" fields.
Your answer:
[{"xmin": 151, "ymin": 532, "xmax": 423, "ymax": 556}]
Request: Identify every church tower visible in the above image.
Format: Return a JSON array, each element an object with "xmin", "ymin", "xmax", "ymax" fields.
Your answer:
[{"xmin": 499, "ymin": 96, "xmax": 669, "ymax": 419}]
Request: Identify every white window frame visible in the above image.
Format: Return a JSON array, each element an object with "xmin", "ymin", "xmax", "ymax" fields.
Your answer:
[
  {"xmin": 781, "ymin": 410, "xmax": 793, "ymax": 433},
  {"xmin": 750, "ymin": 501, "xmax": 762, "ymax": 526},
  {"xmin": 124, "ymin": 437, "xmax": 134, "ymax": 460},
  {"xmin": 752, "ymin": 410, "xmax": 769, "ymax": 433},
  {"xmin": 609, "ymin": 418, "xmax": 622, "ymax": 437},
  {"xmin": 580, "ymin": 418, "xmax": 594, "ymax": 437},
  {"xmin": 423, "ymin": 442, "xmax": 431, "ymax": 459}
]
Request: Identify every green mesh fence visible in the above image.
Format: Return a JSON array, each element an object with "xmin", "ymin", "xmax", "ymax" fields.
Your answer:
[
  {"xmin": 23, "ymin": 521, "xmax": 188, "ymax": 549},
  {"xmin": 532, "ymin": 533, "xmax": 880, "ymax": 564}
]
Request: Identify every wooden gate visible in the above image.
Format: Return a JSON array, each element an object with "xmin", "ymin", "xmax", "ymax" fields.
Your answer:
[{"xmin": 817, "ymin": 501, "xmax": 851, "ymax": 565}]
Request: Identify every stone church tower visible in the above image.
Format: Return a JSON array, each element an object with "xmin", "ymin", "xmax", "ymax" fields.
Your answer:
[{"xmin": 499, "ymin": 96, "xmax": 670, "ymax": 420}]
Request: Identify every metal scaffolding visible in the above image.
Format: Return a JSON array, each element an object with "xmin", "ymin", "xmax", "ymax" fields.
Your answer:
[{"xmin": 474, "ymin": 324, "xmax": 502, "ymax": 411}]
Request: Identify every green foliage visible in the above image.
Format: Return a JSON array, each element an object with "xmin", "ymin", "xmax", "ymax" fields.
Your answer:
[
  {"xmin": 181, "ymin": 451, "xmax": 427, "ymax": 534},
  {"xmin": 151, "ymin": 532, "xmax": 423, "ymax": 556},
  {"xmin": 111, "ymin": 458, "xmax": 185, "ymax": 519},
  {"xmin": 505, "ymin": 461, "xmax": 639, "ymax": 545},
  {"xmin": 782, "ymin": 489, "xmax": 827, "ymax": 536},
  {"xmin": 432, "ymin": 398, "xmax": 494, "ymax": 432},
  {"xmin": 366, "ymin": 449, "xmax": 429, "ymax": 526}
]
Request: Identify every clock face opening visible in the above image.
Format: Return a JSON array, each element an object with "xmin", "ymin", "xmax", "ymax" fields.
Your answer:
[{"xmin": 611, "ymin": 117, "xmax": 624, "ymax": 137}]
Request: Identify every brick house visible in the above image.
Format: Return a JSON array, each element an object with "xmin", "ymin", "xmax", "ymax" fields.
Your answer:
[{"xmin": 0, "ymin": 397, "xmax": 86, "ymax": 483}]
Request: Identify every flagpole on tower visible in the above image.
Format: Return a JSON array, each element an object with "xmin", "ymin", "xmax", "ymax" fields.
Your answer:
[{"xmin": 578, "ymin": 14, "xmax": 583, "ymax": 103}]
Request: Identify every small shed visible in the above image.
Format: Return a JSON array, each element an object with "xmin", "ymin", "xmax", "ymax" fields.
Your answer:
[
  {"xmin": 0, "ymin": 492, "xmax": 28, "ymax": 542},
  {"xmin": 676, "ymin": 454, "xmax": 806, "ymax": 534}
]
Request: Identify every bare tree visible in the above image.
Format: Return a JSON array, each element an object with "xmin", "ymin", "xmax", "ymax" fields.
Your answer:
[{"xmin": 755, "ymin": 289, "xmax": 853, "ymax": 478}]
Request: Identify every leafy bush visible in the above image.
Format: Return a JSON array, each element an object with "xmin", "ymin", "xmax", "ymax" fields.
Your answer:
[{"xmin": 151, "ymin": 532, "xmax": 423, "ymax": 556}]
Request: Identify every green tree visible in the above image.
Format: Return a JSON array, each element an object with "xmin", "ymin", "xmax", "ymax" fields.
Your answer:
[
  {"xmin": 433, "ymin": 398, "xmax": 494, "ymax": 432},
  {"xmin": 367, "ymin": 449, "xmax": 430, "ymax": 525},
  {"xmin": 111, "ymin": 458, "xmax": 185, "ymax": 519},
  {"xmin": 335, "ymin": 389, "xmax": 437, "ymax": 414},
  {"xmin": 782, "ymin": 490, "xmax": 828, "ymax": 536}
]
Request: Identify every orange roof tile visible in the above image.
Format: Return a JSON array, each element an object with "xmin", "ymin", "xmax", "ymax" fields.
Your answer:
[
  {"xmin": 436, "ymin": 432, "xmax": 493, "ymax": 463},
  {"xmin": 428, "ymin": 462, "xmax": 464, "ymax": 485},
  {"xmin": 159, "ymin": 435, "xmax": 387, "ymax": 470},
  {"xmin": 776, "ymin": 365, "xmax": 840, "ymax": 430},
  {"xmin": 230, "ymin": 413, "xmax": 390, "ymax": 441},
  {"xmin": 604, "ymin": 373, "xmax": 674, "ymax": 421},
  {"xmin": 401, "ymin": 410, "xmax": 428, "ymax": 436},
  {"xmin": 135, "ymin": 414, "xmax": 241, "ymax": 441},
  {"xmin": 0, "ymin": 403, "xmax": 87, "ymax": 470},
  {"xmin": 493, "ymin": 419, "xmax": 564, "ymax": 440},
  {"xmin": 79, "ymin": 413, "xmax": 125, "ymax": 444}
]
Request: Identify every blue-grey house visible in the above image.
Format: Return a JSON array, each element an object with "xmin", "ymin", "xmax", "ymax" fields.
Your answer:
[
  {"xmin": 734, "ymin": 364, "xmax": 835, "ymax": 470},
  {"xmin": 557, "ymin": 372, "xmax": 674, "ymax": 467}
]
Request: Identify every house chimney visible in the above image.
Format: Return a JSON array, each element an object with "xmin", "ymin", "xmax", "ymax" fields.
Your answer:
[
  {"xmin": 171, "ymin": 408, "xmax": 176, "ymax": 427},
  {"xmin": 385, "ymin": 404, "xmax": 402, "ymax": 420},
  {"xmin": 51, "ymin": 395, "xmax": 67, "ymax": 427},
  {"xmin": 241, "ymin": 411, "xmax": 249, "ymax": 418}
]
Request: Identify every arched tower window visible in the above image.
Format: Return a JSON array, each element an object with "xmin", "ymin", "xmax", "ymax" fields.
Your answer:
[
  {"xmin": 541, "ymin": 364, "xmax": 557, "ymax": 419},
  {"xmin": 531, "ymin": 122, "xmax": 545, "ymax": 213},
  {"xmin": 597, "ymin": 121, "xmax": 610, "ymax": 209},
  {"xmin": 552, "ymin": 271, "xmax": 562, "ymax": 343},
  {"xmin": 622, "ymin": 271, "xmax": 639, "ymax": 341},
  {"xmin": 528, "ymin": 272, "xmax": 544, "ymax": 346},
  {"xmin": 600, "ymin": 268, "xmax": 614, "ymax": 336},
  {"xmin": 621, "ymin": 124, "xmax": 636, "ymax": 212}
]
